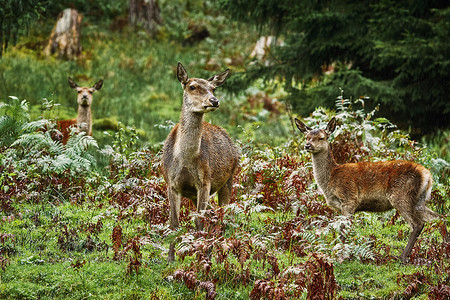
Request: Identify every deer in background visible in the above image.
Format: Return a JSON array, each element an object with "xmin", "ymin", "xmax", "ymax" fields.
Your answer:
[
  {"xmin": 162, "ymin": 62, "xmax": 240, "ymax": 262},
  {"xmin": 57, "ymin": 77, "xmax": 103, "ymax": 144},
  {"xmin": 295, "ymin": 117, "xmax": 449, "ymax": 264}
]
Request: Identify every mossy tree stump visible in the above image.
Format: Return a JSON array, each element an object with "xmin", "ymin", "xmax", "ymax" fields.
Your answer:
[
  {"xmin": 129, "ymin": 0, "xmax": 163, "ymax": 36},
  {"xmin": 44, "ymin": 8, "xmax": 82, "ymax": 59}
]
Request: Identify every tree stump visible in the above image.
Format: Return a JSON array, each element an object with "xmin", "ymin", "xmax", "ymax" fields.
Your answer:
[
  {"xmin": 44, "ymin": 8, "xmax": 82, "ymax": 59},
  {"xmin": 250, "ymin": 36, "xmax": 275, "ymax": 65},
  {"xmin": 129, "ymin": 0, "xmax": 163, "ymax": 36}
]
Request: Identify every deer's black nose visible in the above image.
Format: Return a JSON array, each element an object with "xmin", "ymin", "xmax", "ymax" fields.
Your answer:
[
  {"xmin": 305, "ymin": 143, "xmax": 313, "ymax": 151},
  {"xmin": 210, "ymin": 97, "xmax": 219, "ymax": 107}
]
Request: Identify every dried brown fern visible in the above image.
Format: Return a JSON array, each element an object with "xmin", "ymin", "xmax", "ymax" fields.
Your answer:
[
  {"xmin": 111, "ymin": 224, "xmax": 123, "ymax": 260},
  {"xmin": 123, "ymin": 237, "xmax": 142, "ymax": 276},
  {"xmin": 0, "ymin": 255, "xmax": 9, "ymax": 272},
  {"xmin": 250, "ymin": 253, "xmax": 339, "ymax": 300},
  {"xmin": 173, "ymin": 269, "xmax": 217, "ymax": 299}
]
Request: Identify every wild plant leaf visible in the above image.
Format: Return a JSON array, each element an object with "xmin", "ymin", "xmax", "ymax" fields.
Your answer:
[{"xmin": 20, "ymin": 119, "xmax": 51, "ymax": 133}]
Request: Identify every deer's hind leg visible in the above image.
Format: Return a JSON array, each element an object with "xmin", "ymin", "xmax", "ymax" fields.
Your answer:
[
  {"xmin": 395, "ymin": 196, "xmax": 426, "ymax": 264},
  {"xmin": 218, "ymin": 176, "xmax": 233, "ymax": 206},
  {"xmin": 401, "ymin": 221, "xmax": 424, "ymax": 264}
]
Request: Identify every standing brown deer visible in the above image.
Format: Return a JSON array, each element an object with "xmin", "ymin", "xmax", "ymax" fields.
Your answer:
[
  {"xmin": 162, "ymin": 62, "xmax": 240, "ymax": 262},
  {"xmin": 57, "ymin": 77, "xmax": 103, "ymax": 144},
  {"xmin": 295, "ymin": 117, "xmax": 449, "ymax": 263}
]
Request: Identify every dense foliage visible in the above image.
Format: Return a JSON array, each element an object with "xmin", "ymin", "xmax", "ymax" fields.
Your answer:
[
  {"xmin": 0, "ymin": 0, "xmax": 48, "ymax": 57},
  {"xmin": 1, "ymin": 94, "xmax": 449, "ymax": 298},
  {"xmin": 1, "ymin": 1, "xmax": 449, "ymax": 298},
  {"xmin": 217, "ymin": 0, "xmax": 450, "ymax": 135}
]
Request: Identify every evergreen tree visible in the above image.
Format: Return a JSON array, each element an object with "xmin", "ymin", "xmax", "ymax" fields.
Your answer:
[
  {"xmin": 0, "ymin": 0, "xmax": 48, "ymax": 57},
  {"xmin": 217, "ymin": 0, "xmax": 450, "ymax": 135}
]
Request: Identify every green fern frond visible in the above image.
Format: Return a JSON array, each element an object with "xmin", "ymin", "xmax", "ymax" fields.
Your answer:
[
  {"xmin": 0, "ymin": 116, "xmax": 19, "ymax": 147},
  {"xmin": 46, "ymin": 137, "xmax": 65, "ymax": 154},
  {"xmin": 40, "ymin": 154, "xmax": 72, "ymax": 174},
  {"xmin": 21, "ymin": 119, "xmax": 51, "ymax": 133},
  {"xmin": 8, "ymin": 129, "xmax": 98, "ymax": 175},
  {"xmin": 11, "ymin": 132, "xmax": 54, "ymax": 151},
  {"xmin": 250, "ymin": 203, "xmax": 274, "ymax": 214},
  {"xmin": 71, "ymin": 156, "xmax": 94, "ymax": 172},
  {"xmin": 99, "ymin": 145, "xmax": 116, "ymax": 157},
  {"xmin": 301, "ymin": 231, "xmax": 319, "ymax": 244},
  {"xmin": 352, "ymin": 241, "xmax": 375, "ymax": 261},
  {"xmin": 2, "ymin": 97, "xmax": 30, "ymax": 121},
  {"xmin": 252, "ymin": 233, "xmax": 277, "ymax": 249},
  {"xmin": 66, "ymin": 133, "xmax": 98, "ymax": 154},
  {"xmin": 0, "ymin": 97, "xmax": 32, "ymax": 147},
  {"xmin": 225, "ymin": 202, "xmax": 245, "ymax": 215}
]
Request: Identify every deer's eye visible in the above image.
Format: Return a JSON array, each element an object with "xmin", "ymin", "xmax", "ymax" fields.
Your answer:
[{"xmin": 189, "ymin": 85, "xmax": 196, "ymax": 91}]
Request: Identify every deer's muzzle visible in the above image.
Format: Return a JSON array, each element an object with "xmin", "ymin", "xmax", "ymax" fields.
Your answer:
[
  {"xmin": 80, "ymin": 96, "xmax": 89, "ymax": 106},
  {"xmin": 209, "ymin": 97, "xmax": 219, "ymax": 107},
  {"xmin": 305, "ymin": 143, "xmax": 313, "ymax": 151}
]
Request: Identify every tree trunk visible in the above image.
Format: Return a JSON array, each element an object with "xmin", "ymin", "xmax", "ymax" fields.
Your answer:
[
  {"xmin": 44, "ymin": 9, "xmax": 82, "ymax": 59},
  {"xmin": 129, "ymin": 0, "xmax": 163, "ymax": 36}
]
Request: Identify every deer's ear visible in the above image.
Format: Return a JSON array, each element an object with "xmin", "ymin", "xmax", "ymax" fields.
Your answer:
[
  {"xmin": 68, "ymin": 77, "xmax": 78, "ymax": 89},
  {"xmin": 208, "ymin": 68, "xmax": 230, "ymax": 87},
  {"xmin": 326, "ymin": 117, "xmax": 337, "ymax": 135},
  {"xmin": 295, "ymin": 118, "xmax": 311, "ymax": 134},
  {"xmin": 177, "ymin": 62, "xmax": 189, "ymax": 85},
  {"xmin": 93, "ymin": 79, "xmax": 103, "ymax": 91}
]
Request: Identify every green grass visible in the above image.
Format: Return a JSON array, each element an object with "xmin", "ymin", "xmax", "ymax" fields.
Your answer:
[
  {"xmin": 335, "ymin": 261, "xmax": 415, "ymax": 299},
  {"xmin": 1, "ymin": 5, "xmax": 449, "ymax": 300},
  {"xmin": 1, "ymin": 195, "xmax": 447, "ymax": 299},
  {"xmin": 1, "ymin": 261, "xmax": 178, "ymax": 299}
]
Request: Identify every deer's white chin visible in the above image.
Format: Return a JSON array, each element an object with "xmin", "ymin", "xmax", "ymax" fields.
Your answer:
[
  {"xmin": 306, "ymin": 148, "xmax": 321, "ymax": 154},
  {"xmin": 202, "ymin": 106, "xmax": 218, "ymax": 112}
]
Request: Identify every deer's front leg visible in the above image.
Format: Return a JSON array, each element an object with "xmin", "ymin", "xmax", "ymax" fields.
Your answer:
[
  {"xmin": 195, "ymin": 181, "xmax": 211, "ymax": 230},
  {"xmin": 168, "ymin": 187, "xmax": 181, "ymax": 262},
  {"xmin": 169, "ymin": 188, "xmax": 181, "ymax": 229}
]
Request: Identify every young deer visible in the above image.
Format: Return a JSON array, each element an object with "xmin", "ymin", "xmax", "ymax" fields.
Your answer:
[
  {"xmin": 57, "ymin": 77, "xmax": 103, "ymax": 144},
  {"xmin": 162, "ymin": 62, "xmax": 240, "ymax": 262},
  {"xmin": 295, "ymin": 117, "xmax": 449, "ymax": 264}
]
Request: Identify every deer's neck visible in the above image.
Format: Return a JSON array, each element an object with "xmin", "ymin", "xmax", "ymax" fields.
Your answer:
[
  {"xmin": 310, "ymin": 147, "xmax": 338, "ymax": 194},
  {"xmin": 77, "ymin": 105, "xmax": 92, "ymax": 134},
  {"xmin": 174, "ymin": 96, "xmax": 204, "ymax": 159}
]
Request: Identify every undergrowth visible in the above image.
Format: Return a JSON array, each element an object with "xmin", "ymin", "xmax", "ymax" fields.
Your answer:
[{"xmin": 0, "ymin": 94, "xmax": 449, "ymax": 299}]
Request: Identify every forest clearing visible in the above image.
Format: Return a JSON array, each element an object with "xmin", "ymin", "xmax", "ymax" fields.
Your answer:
[{"xmin": 1, "ymin": 1, "xmax": 449, "ymax": 299}]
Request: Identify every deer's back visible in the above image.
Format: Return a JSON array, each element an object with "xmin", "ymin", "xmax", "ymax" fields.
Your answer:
[
  {"xmin": 329, "ymin": 160, "xmax": 431, "ymax": 212},
  {"xmin": 57, "ymin": 119, "xmax": 77, "ymax": 144}
]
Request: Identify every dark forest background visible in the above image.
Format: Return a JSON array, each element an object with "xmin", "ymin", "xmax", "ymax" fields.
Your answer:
[
  {"xmin": 1, "ymin": 1, "xmax": 449, "ymax": 299},
  {"xmin": 1, "ymin": 0, "xmax": 449, "ymax": 145}
]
